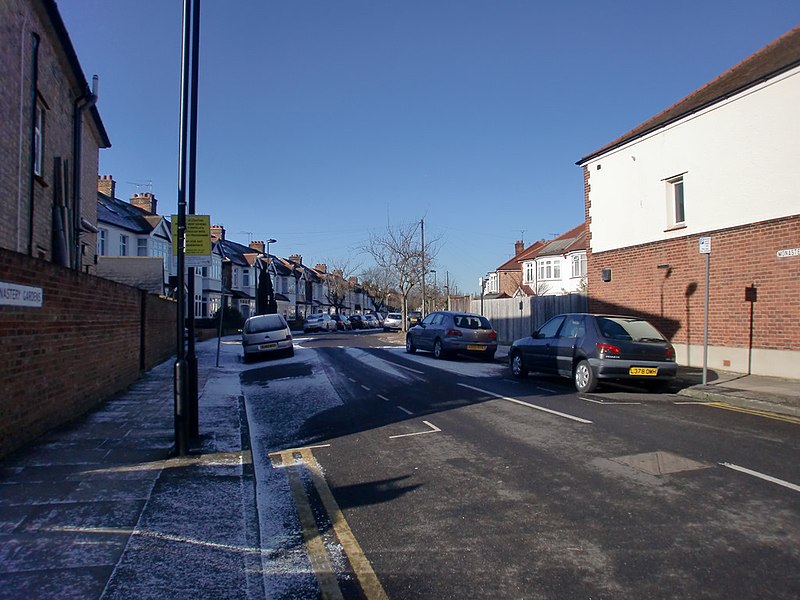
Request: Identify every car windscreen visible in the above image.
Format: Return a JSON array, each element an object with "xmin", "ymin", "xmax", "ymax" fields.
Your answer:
[
  {"xmin": 453, "ymin": 315, "xmax": 492, "ymax": 329},
  {"xmin": 597, "ymin": 317, "xmax": 665, "ymax": 342},
  {"xmin": 245, "ymin": 315, "xmax": 287, "ymax": 333}
]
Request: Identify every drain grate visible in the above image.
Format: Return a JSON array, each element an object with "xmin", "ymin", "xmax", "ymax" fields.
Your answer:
[{"xmin": 610, "ymin": 451, "xmax": 710, "ymax": 476}]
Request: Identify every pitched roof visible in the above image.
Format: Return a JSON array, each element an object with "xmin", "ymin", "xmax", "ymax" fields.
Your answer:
[
  {"xmin": 536, "ymin": 224, "xmax": 587, "ymax": 257},
  {"xmin": 97, "ymin": 192, "xmax": 156, "ymax": 234},
  {"xmin": 495, "ymin": 240, "xmax": 546, "ymax": 271},
  {"xmin": 577, "ymin": 25, "xmax": 800, "ymax": 165}
]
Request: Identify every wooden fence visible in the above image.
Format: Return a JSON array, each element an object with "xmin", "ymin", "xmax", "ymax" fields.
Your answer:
[{"xmin": 469, "ymin": 293, "xmax": 588, "ymax": 345}]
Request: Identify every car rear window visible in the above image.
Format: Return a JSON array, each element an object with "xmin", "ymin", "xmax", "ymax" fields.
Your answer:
[
  {"xmin": 597, "ymin": 317, "xmax": 665, "ymax": 342},
  {"xmin": 453, "ymin": 315, "xmax": 492, "ymax": 329},
  {"xmin": 387, "ymin": 313, "xmax": 401, "ymax": 318},
  {"xmin": 245, "ymin": 315, "xmax": 287, "ymax": 333}
]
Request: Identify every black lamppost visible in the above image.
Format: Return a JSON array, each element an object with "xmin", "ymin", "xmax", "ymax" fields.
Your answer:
[{"xmin": 429, "ymin": 269, "xmax": 436, "ymax": 310}]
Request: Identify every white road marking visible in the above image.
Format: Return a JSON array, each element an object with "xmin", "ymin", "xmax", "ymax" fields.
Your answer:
[
  {"xmin": 348, "ymin": 377, "xmax": 357, "ymax": 383},
  {"xmin": 458, "ymin": 383, "xmax": 592, "ymax": 424},
  {"xmin": 392, "ymin": 362, "xmax": 425, "ymax": 374},
  {"xmin": 537, "ymin": 386, "xmax": 559, "ymax": 393},
  {"xmin": 720, "ymin": 463, "xmax": 800, "ymax": 493},
  {"xmin": 397, "ymin": 406, "xmax": 414, "ymax": 415},
  {"xmin": 361, "ymin": 385, "xmax": 371, "ymax": 391},
  {"xmin": 377, "ymin": 395, "xmax": 391, "ymax": 402},
  {"xmin": 389, "ymin": 420, "xmax": 441, "ymax": 439},
  {"xmin": 580, "ymin": 397, "xmax": 641, "ymax": 405}
]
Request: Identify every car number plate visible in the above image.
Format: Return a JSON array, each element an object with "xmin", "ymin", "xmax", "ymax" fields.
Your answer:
[
  {"xmin": 259, "ymin": 343, "xmax": 277, "ymax": 350},
  {"xmin": 629, "ymin": 367, "xmax": 658, "ymax": 376},
  {"xmin": 467, "ymin": 345, "xmax": 486, "ymax": 351}
]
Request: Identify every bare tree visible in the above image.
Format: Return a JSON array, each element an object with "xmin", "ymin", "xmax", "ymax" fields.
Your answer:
[
  {"xmin": 361, "ymin": 221, "xmax": 440, "ymax": 331},
  {"xmin": 322, "ymin": 258, "xmax": 360, "ymax": 314},
  {"xmin": 360, "ymin": 265, "xmax": 395, "ymax": 313}
]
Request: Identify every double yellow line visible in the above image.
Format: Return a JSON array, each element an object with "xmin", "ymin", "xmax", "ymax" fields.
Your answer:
[
  {"xmin": 706, "ymin": 401, "xmax": 800, "ymax": 425},
  {"xmin": 270, "ymin": 448, "xmax": 389, "ymax": 600}
]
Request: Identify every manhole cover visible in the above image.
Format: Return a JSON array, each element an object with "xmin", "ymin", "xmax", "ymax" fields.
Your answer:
[{"xmin": 610, "ymin": 451, "xmax": 710, "ymax": 476}]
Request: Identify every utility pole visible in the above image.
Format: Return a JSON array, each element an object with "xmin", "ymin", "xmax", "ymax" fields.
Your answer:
[
  {"xmin": 446, "ymin": 271, "xmax": 450, "ymax": 310},
  {"xmin": 420, "ymin": 218, "xmax": 426, "ymax": 316}
]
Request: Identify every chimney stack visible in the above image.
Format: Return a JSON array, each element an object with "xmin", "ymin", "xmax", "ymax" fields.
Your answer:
[
  {"xmin": 515, "ymin": 240, "xmax": 524, "ymax": 255},
  {"xmin": 250, "ymin": 240, "xmax": 265, "ymax": 253},
  {"xmin": 315, "ymin": 263, "xmax": 327, "ymax": 273},
  {"xmin": 210, "ymin": 225, "xmax": 226, "ymax": 241},
  {"xmin": 130, "ymin": 192, "xmax": 158, "ymax": 215},
  {"xmin": 289, "ymin": 254, "xmax": 303, "ymax": 265},
  {"xmin": 98, "ymin": 175, "xmax": 116, "ymax": 198}
]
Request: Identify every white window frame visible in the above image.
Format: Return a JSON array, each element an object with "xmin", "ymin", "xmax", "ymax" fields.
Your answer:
[
  {"xmin": 119, "ymin": 234, "xmax": 128, "ymax": 256},
  {"xmin": 666, "ymin": 174, "xmax": 686, "ymax": 228},
  {"xmin": 538, "ymin": 258, "xmax": 561, "ymax": 281},
  {"xmin": 34, "ymin": 102, "xmax": 44, "ymax": 177},
  {"xmin": 137, "ymin": 238, "xmax": 148, "ymax": 257},
  {"xmin": 98, "ymin": 229, "xmax": 107, "ymax": 256},
  {"xmin": 571, "ymin": 254, "xmax": 586, "ymax": 278}
]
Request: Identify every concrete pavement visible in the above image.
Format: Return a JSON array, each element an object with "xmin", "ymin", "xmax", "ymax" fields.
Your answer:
[{"xmin": 1, "ymin": 338, "xmax": 798, "ymax": 599}]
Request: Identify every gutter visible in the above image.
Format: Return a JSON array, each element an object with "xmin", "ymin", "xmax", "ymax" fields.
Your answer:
[
  {"xmin": 27, "ymin": 33, "xmax": 40, "ymax": 256},
  {"xmin": 71, "ymin": 75, "xmax": 98, "ymax": 270}
]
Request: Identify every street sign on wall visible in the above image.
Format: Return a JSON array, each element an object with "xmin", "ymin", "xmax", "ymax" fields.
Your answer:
[
  {"xmin": 0, "ymin": 281, "xmax": 43, "ymax": 307},
  {"xmin": 699, "ymin": 237, "xmax": 711, "ymax": 254}
]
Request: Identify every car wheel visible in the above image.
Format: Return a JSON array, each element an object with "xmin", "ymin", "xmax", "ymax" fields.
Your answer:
[
  {"xmin": 510, "ymin": 352, "xmax": 527, "ymax": 378},
  {"xmin": 405, "ymin": 335, "xmax": 416, "ymax": 354},
  {"xmin": 284, "ymin": 347, "xmax": 295, "ymax": 358},
  {"xmin": 433, "ymin": 339, "xmax": 446, "ymax": 359},
  {"xmin": 242, "ymin": 353, "xmax": 250, "ymax": 364},
  {"xmin": 574, "ymin": 359, "xmax": 598, "ymax": 393}
]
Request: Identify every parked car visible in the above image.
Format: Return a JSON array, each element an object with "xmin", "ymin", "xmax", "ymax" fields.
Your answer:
[
  {"xmin": 407, "ymin": 311, "xmax": 422, "ymax": 326},
  {"xmin": 241, "ymin": 314, "xmax": 294, "ymax": 362},
  {"xmin": 330, "ymin": 314, "xmax": 352, "ymax": 330},
  {"xmin": 508, "ymin": 313, "xmax": 677, "ymax": 393},
  {"xmin": 348, "ymin": 314, "xmax": 366, "ymax": 329},
  {"xmin": 383, "ymin": 312, "xmax": 403, "ymax": 332},
  {"xmin": 405, "ymin": 311, "xmax": 498, "ymax": 360},
  {"xmin": 368, "ymin": 312, "xmax": 384, "ymax": 327},
  {"xmin": 362, "ymin": 314, "xmax": 379, "ymax": 328},
  {"xmin": 304, "ymin": 312, "xmax": 336, "ymax": 333}
]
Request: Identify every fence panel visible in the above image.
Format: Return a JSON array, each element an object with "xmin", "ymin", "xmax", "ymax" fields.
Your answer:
[{"xmin": 470, "ymin": 293, "xmax": 588, "ymax": 344}]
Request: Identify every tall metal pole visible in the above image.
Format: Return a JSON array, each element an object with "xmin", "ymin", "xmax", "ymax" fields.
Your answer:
[
  {"xmin": 446, "ymin": 271, "xmax": 450, "ymax": 310},
  {"xmin": 186, "ymin": 0, "xmax": 201, "ymax": 440},
  {"xmin": 420, "ymin": 218, "xmax": 426, "ymax": 316},
  {"xmin": 173, "ymin": 0, "xmax": 193, "ymax": 456},
  {"xmin": 702, "ymin": 252, "xmax": 710, "ymax": 384}
]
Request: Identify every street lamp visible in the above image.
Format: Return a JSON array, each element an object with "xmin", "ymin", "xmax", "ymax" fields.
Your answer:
[{"xmin": 266, "ymin": 238, "xmax": 277, "ymax": 261}]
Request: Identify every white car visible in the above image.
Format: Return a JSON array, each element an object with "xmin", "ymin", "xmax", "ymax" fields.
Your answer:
[
  {"xmin": 303, "ymin": 313, "xmax": 336, "ymax": 333},
  {"xmin": 383, "ymin": 312, "xmax": 403, "ymax": 331},
  {"xmin": 241, "ymin": 314, "xmax": 294, "ymax": 362}
]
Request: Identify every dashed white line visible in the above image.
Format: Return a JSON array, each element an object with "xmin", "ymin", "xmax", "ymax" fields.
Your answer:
[
  {"xmin": 458, "ymin": 383, "xmax": 592, "ymax": 424},
  {"xmin": 348, "ymin": 377, "xmax": 357, "ymax": 383},
  {"xmin": 361, "ymin": 385, "xmax": 371, "ymax": 391},
  {"xmin": 392, "ymin": 362, "xmax": 424, "ymax": 375},
  {"xmin": 396, "ymin": 406, "xmax": 414, "ymax": 415},
  {"xmin": 580, "ymin": 397, "xmax": 641, "ymax": 405},
  {"xmin": 377, "ymin": 395, "xmax": 391, "ymax": 402},
  {"xmin": 720, "ymin": 463, "xmax": 800, "ymax": 493}
]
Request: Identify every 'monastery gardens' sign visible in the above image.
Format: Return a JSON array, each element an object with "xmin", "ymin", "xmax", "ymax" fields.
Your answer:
[
  {"xmin": 776, "ymin": 247, "xmax": 800, "ymax": 258},
  {"xmin": 0, "ymin": 281, "xmax": 43, "ymax": 307}
]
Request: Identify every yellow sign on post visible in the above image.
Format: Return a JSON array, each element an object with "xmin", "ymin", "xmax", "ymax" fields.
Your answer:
[{"xmin": 172, "ymin": 214, "xmax": 212, "ymax": 267}]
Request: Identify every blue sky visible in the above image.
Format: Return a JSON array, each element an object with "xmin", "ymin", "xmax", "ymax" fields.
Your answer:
[{"xmin": 58, "ymin": 1, "xmax": 799, "ymax": 293}]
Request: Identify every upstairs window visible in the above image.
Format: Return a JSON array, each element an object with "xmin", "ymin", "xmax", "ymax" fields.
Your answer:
[
  {"xmin": 137, "ymin": 238, "xmax": 148, "ymax": 256},
  {"xmin": 538, "ymin": 258, "xmax": 561, "ymax": 281},
  {"xmin": 524, "ymin": 262, "xmax": 535, "ymax": 284},
  {"xmin": 571, "ymin": 254, "xmax": 587, "ymax": 278},
  {"xmin": 667, "ymin": 175, "xmax": 686, "ymax": 227},
  {"xmin": 34, "ymin": 103, "xmax": 45, "ymax": 177},
  {"xmin": 119, "ymin": 234, "xmax": 128, "ymax": 256},
  {"xmin": 98, "ymin": 229, "xmax": 107, "ymax": 256}
]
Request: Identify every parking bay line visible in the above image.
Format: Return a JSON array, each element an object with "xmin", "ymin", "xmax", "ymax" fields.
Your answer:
[
  {"xmin": 580, "ymin": 397, "xmax": 641, "ymax": 405},
  {"xmin": 389, "ymin": 420, "xmax": 441, "ymax": 439},
  {"xmin": 720, "ymin": 462, "xmax": 800, "ymax": 493},
  {"xmin": 458, "ymin": 383, "xmax": 592, "ymax": 424}
]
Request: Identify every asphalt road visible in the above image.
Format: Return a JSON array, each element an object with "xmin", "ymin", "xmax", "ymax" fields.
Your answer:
[{"xmin": 241, "ymin": 330, "xmax": 800, "ymax": 599}]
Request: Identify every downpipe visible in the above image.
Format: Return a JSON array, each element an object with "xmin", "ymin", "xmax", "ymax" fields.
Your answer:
[{"xmin": 71, "ymin": 75, "xmax": 99, "ymax": 270}]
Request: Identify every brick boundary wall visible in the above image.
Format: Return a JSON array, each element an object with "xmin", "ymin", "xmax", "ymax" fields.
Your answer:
[
  {"xmin": 0, "ymin": 248, "xmax": 176, "ymax": 458},
  {"xmin": 585, "ymin": 213, "xmax": 800, "ymax": 375}
]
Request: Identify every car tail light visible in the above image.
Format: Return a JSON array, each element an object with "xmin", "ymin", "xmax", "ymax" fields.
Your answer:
[
  {"xmin": 597, "ymin": 342, "xmax": 621, "ymax": 356},
  {"xmin": 446, "ymin": 329, "xmax": 463, "ymax": 337},
  {"xmin": 665, "ymin": 346, "xmax": 675, "ymax": 360}
]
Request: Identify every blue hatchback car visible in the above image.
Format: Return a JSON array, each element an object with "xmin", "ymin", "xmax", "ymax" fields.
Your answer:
[{"xmin": 508, "ymin": 313, "xmax": 677, "ymax": 392}]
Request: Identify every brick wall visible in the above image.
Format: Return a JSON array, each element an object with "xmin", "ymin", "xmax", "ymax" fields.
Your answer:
[
  {"xmin": 586, "ymin": 207, "xmax": 800, "ymax": 374},
  {"xmin": 0, "ymin": 248, "xmax": 177, "ymax": 458}
]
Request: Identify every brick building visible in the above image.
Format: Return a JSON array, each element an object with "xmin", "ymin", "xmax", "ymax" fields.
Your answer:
[
  {"xmin": 1, "ymin": 0, "xmax": 110, "ymax": 272},
  {"xmin": 577, "ymin": 26, "xmax": 800, "ymax": 378}
]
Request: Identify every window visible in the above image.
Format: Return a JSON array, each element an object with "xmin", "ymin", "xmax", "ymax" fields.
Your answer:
[
  {"xmin": 537, "ymin": 315, "xmax": 565, "ymax": 339},
  {"xmin": 243, "ymin": 269, "xmax": 250, "ymax": 287},
  {"xmin": 571, "ymin": 254, "xmax": 586, "ymax": 278},
  {"xmin": 98, "ymin": 229, "xmax": 107, "ymax": 256},
  {"xmin": 524, "ymin": 262, "xmax": 535, "ymax": 284},
  {"xmin": 538, "ymin": 258, "xmax": 561, "ymax": 281},
  {"xmin": 119, "ymin": 235, "xmax": 128, "ymax": 256},
  {"xmin": 34, "ymin": 103, "xmax": 44, "ymax": 177},
  {"xmin": 667, "ymin": 175, "xmax": 686, "ymax": 226},
  {"xmin": 137, "ymin": 238, "xmax": 148, "ymax": 256}
]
